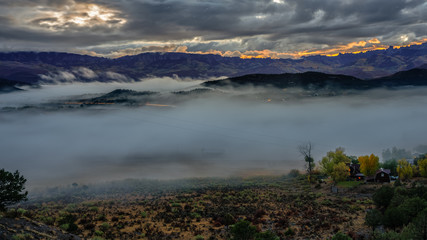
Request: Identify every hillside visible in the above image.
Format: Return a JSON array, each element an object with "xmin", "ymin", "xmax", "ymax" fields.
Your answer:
[
  {"xmin": 202, "ymin": 67, "xmax": 427, "ymax": 90},
  {"xmin": 7, "ymin": 175, "xmax": 375, "ymax": 240},
  {"xmin": 0, "ymin": 78, "xmax": 36, "ymax": 93}
]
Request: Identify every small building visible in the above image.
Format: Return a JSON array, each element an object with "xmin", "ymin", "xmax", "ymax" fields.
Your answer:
[
  {"xmin": 349, "ymin": 163, "xmax": 361, "ymax": 176},
  {"xmin": 375, "ymin": 168, "xmax": 391, "ymax": 183},
  {"xmin": 354, "ymin": 173, "xmax": 365, "ymax": 181},
  {"xmin": 348, "ymin": 163, "xmax": 365, "ymax": 180}
]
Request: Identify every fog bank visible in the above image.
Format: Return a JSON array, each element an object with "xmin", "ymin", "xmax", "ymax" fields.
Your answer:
[{"xmin": 1, "ymin": 81, "xmax": 427, "ymax": 188}]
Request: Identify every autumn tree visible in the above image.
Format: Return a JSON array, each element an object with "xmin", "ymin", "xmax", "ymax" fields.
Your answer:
[
  {"xmin": 320, "ymin": 147, "xmax": 350, "ymax": 176},
  {"xmin": 397, "ymin": 159, "xmax": 413, "ymax": 181},
  {"xmin": 331, "ymin": 162, "xmax": 349, "ymax": 182},
  {"xmin": 418, "ymin": 158, "xmax": 427, "ymax": 177},
  {"xmin": 298, "ymin": 142, "xmax": 315, "ymax": 182},
  {"xmin": 358, "ymin": 154, "xmax": 379, "ymax": 176},
  {"xmin": 414, "ymin": 153, "xmax": 427, "ymax": 166},
  {"xmin": 0, "ymin": 169, "xmax": 28, "ymax": 211},
  {"xmin": 319, "ymin": 156, "xmax": 334, "ymax": 176}
]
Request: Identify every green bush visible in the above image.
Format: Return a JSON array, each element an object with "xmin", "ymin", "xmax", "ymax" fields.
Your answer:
[
  {"xmin": 223, "ymin": 213, "xmax": 235, "ymax": 226},
  {"xmin": 284, "ymin": 227, "xmax": 295, "ymax": 236},
  {"xmin": 373, "ymin": 185, "xmax": 394, "ymax": 209},
  {"xmin": 100, "ymin": 222, "xmax": 110, "ymax": 231},
  {"xmin": 383, "ymin": 207, "xmax": 406, "ymax": 229},
  {"xmin": 372, "ymin": 230, "xmax": 401, "ymax": 240},
  {"xmin": 16, "ymin": 208, "xmax": 26, "ymax": 216},
  {"xmin": 171, "ymin": 202, "xmax": 181, "ymax": 207},
  {"xmin": 89, "ymin": 206, "xmax": 99, "ymax": 212},
  {"xmin": 254, "ymin": 230, "xmax": 279, "ymax": 240},
  {"xmin": 231, "ymin": 220, "xmax": 257, "ymax": 240},
  {"xmin": 59, "ymin": 223, "xmax": 70, "ymax": 231},
  {"xmin": 398, "ymin": 197, "xmax": 427, "ymax": 225},
  {"xmin": 194, "ymin": 235, "xmax": 204, "ymax": 240},
  {"xmin": 365, "ymin": 209, "xmax": 382, "ymax": 231},
  {"xmin": 11, "ymin": 233, "xmax": 32, "ymax": 240},
  {"xmin": 39, "ymin": 216, "xmax": 54, "ymax": 225},
  {"xmin": 412, "ymin": 209, "xmax": 427, "ymax": 240},
  {"xmin": 57, "ymin": 214, "xmax": 78, "ymax": 233},
  {"xmin": 331, "ymin": 232, "xmax": 351, "ymax": 240}
]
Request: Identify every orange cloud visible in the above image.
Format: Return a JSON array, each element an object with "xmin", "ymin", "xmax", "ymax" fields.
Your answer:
[
  {"xmin": 234, "ymin": 37, "xmax": 426, "ymax": 59},
  {"xmin": 368, "ymin": 38, "xmax": 381, "ymax": 44},
  {"xmin": 89, "ymin": 38, "xmax": 427, "ymax": 60}
]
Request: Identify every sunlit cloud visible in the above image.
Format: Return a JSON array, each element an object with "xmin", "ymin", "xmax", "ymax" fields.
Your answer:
[
  {"xmin": 400, "ymin": 35, "xmax": 409, "ymax": 42},
  {"xmin": 28, "ymin": 3, "xmax": 127, "ymax": 31},
  {"xmin": 272, "ymin": 0, "xmax": 285, "ymax": 4},
  {"xmin": 81, "ymin": 37, "xmax": 427, "ymax": 60}
]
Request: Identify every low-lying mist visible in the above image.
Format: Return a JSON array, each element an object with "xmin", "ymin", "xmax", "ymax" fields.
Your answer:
[{"xmin": 1, "ymin": 79, "xmax": 427, "ymax": 189}]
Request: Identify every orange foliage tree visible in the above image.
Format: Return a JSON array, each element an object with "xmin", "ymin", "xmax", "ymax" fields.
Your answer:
[{"xmin": 358, "ymin": 154, "xmax": 380, "ymax": 176}]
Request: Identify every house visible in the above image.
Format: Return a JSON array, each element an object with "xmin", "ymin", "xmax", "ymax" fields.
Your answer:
[
  {"xmin": 375, "ymin": 168, "xmax": 391, "ymax": 183},
  {"xmin": 348, "ymin": 163, "xmax": 365, "ymax": 180},
  {"xmin": 349, "ymin": 163, "xmax": 360, "ymax": 176}
]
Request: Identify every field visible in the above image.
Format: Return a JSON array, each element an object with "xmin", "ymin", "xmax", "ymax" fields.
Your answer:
[{"xmin": 1, "ymin": 175, "xmax": 380, "ymax": 240}]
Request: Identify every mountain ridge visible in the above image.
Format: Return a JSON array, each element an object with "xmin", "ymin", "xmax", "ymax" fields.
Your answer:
[
  {"xmin": 0, "ymin": 43, "xmax": 426, "ymax": 83},
  {"xmin": 202, "ymin": 67, "xmax": 427, "ymax": 90}
]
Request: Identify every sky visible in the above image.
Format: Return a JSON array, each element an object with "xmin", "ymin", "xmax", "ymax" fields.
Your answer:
[{"xmin": 0, "ymin": 0, "xmax": 426, "ymax": 58}]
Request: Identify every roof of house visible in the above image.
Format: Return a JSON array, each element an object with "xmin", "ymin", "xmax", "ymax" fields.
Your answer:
[{"xmin": 376, "ymin": 168, "xmax": 391, "ymax": 175}]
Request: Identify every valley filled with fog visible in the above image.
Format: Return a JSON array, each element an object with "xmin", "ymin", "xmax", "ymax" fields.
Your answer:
[{"xmin": 1, "ymin": 78, "xmax": 427, "ymax": 189}]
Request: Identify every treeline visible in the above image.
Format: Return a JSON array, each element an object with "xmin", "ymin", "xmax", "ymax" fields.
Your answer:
[{"xmin": 307, "ymin": 146, "xmax": 427, "ymax": 182}]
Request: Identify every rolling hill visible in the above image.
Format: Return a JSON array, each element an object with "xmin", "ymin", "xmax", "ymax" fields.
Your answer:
[{"xmin": 202, "ymin": 67, "xmax": 427, "ymax": 91}]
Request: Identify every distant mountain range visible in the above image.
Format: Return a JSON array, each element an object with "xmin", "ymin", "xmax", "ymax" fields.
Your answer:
[
  {"xmin": 0, "ymin": 43, "xmax": 426, "ymax": 84},
  {"xmin": 203, "ymin": 65, "xmax": 427, "ymax": 90}
]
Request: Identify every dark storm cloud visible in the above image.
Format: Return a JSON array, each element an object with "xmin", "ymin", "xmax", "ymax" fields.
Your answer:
[{"xmin": 0, "ymin": 0, "xmax": 426, "ymax": 55}]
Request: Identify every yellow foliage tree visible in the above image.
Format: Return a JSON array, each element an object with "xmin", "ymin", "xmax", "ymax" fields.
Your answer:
[
  {"xmin": 320, "ymin": 147, "xmax": 350, "ymax": 176},
  {"xmin": 397, "ymin": 159, "xmax": 413, "ymax": 181},
  {"xmin": 418, "ymin": 158, "xmax": 427, "ymax": 177},
  {"xmin": 358, "ymin": 154, "xmax": 379, "ymax": 176},
  {"xmin": 331, "ymin": 162, "xmax": 349, "ymax": 182}
]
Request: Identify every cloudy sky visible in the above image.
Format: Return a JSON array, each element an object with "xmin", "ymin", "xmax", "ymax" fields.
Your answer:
[{"xmin": 0, "ymin": 0, "xmax": 426, "ymax": 58}]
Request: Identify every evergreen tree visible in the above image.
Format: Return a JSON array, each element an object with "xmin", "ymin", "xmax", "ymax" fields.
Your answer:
[{"xmin": 0, "ymin": 169, "xmax": 28, "ymax": 211}]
